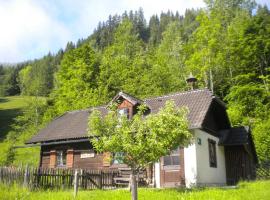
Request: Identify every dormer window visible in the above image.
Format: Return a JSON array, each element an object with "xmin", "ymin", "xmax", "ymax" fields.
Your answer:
[{"xmin": 118, "ymin": 108, "xmax": 129, "ymax": 119}]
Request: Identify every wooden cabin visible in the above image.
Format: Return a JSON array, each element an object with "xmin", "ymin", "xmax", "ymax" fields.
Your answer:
[{"xmin": 26, "ymin": 89, "xmax": 258, "ymax": 187}]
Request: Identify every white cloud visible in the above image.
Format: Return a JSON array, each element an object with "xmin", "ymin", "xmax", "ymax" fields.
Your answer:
[
  {"xmin": 0, "ymin": 0, "xmax": 207, "ymax": 63},
  {"xmin": 0, "ymin": 0, "xmax": 71, "ymax": 63}
]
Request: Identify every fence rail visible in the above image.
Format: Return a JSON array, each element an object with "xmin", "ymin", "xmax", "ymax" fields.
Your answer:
[
  {"xmin": 0, "ymin": 166, "xmax": 119, "ymax": 190},
  {"xmin": 256, "ymin": 163, "xmax": 270, "ymax": 180}
]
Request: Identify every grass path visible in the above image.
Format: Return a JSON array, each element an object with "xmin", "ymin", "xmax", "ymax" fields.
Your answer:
[{"xmin": 0, "ymin": 180, "xmax": 269, "ymax": 200}]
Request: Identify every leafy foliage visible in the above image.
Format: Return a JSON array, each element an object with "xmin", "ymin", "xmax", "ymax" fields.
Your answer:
[
  {"xmin": 88, "ymin": 101, "xmax": 192, "ymax": 169},
  {"xmin": 1, "ymin": 3, "xmax": 270, "ymax": 165},
  {"xmin": 0, "ymin": 97, "xmax": 48, "ymax": 166},
  {"xmin": 53, "ymin": 43, "xmax": 100, "ymax": 113}
]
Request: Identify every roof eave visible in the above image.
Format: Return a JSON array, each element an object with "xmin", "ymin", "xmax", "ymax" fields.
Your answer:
[{"xmin": 25, "ymin": 137, "xmax": 90, "ymax": 145}]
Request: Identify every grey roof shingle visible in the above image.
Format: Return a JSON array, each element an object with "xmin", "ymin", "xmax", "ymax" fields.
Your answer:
[
  {"xmin": 144, "ymin": 89, "xmax": 214, "ymax": 129},
  {"xmin": 27, "ymin": 89, "xmax": 215, "ymax": 144}
]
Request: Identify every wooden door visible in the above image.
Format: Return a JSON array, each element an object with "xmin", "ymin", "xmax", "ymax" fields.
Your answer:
[{"xmin": 160, "ymin": 148, "xmax": 185, "ymax": 187}]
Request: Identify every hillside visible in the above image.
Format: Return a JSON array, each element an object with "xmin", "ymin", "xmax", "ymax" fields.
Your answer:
[
  {"xmin": 0, "ymin": 96, "xmax": 29, "ymax": 139},
  {"xmin": 0, "ymin": 2, "xmax": 269, "ymax": 166},
  {"xmin": 0, "ymin": 96, "xmax": 41, "ymax": 166}
]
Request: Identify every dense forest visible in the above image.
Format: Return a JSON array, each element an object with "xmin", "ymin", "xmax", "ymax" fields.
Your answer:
[{"xmin": 0, "ymin": 0, "xmax": 269, "ymax": 166}]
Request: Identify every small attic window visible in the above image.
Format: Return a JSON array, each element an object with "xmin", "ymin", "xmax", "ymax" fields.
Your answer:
[{"xmin": 118, "ymin": 108, "xmax": 129, "ymax": 119}]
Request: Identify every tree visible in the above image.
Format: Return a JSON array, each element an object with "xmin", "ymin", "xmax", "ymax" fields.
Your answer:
[
  {"xmin": 225, "ymin": 73, "xmax": 270, "ymax": 126},
  {"xmin": 148, "ymin": 15, "xmax": 161, "ymax": 46},
  {"xmin": 1, "ymin": 96, "xmax": 48, "ymax": 166},
  {"xmin": 253, "ymin": 118, "xmax": 270, "ymax": 163},
  {"xmin": 97, "ymin": 20, "xmax": 150, "ymax": 101},
  {"xmin": 225, "ymin": 73, "xmax": 270, "ymax": 163},
  {"xmin": 53, "ymin": 43, "xmax": 100, "ymax": 113},
  {"xmin": 88, "ymin": 101, "xmax": 192, "ymax": 200},
  {"xmin": 148, "ymin": 21, "xmax": 187, "ymax": 96},
  {"xmin": 18, "ymin": 65, "xmax": 35, "ymax": 95}
]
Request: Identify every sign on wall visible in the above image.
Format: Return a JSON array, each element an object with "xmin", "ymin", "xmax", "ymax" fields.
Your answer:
[{"xmin": 80, "ymin": 151, "xmax": 95, "ymax": 159}]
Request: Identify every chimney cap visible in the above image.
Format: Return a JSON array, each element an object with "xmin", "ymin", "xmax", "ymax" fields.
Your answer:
[{"xmin": 186, "ymin": 73, "xmax": 197, "ymax": 83}]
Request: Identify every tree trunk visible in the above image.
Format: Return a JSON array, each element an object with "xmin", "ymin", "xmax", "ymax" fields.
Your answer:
[
  {"xmin": 209, "ymin": 68, "xmax": 214, "ymax": 93},
  {"xmin": 130, "ymin": 169, "xmax": 138, "ymax": 200}
]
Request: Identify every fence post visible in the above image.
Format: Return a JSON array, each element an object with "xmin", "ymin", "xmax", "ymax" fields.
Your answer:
[
  {"xmin": 81, "ymin": 169, "xmax": 84, "ymax": 189},
  {"xmin": 74, "ymin": 169, "xmax": 79, "ymax": 198},
  {"xmin": 99, "ymin": 171, "xmax": 103, "ymax": 189},
  {"xmin": 23, "ymin": 165, "xmax": 29, "ymax": 188}
]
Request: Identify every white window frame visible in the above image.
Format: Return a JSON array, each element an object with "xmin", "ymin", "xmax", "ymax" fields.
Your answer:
[{"xmin": 56, "ymin": 150, "xmax": 67, "ymax": 167}]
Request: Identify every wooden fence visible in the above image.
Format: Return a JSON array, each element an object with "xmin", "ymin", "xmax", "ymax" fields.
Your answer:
[
  {"xmin": 256, "ymin": 163, "xmax": 270, "ymax": 180},
  {"xmin": 0, "ymin": 166, "xmax": 119, "ymax": 190}
]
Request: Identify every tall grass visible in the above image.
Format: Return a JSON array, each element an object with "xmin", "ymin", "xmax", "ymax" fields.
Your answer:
[{"xmin": 0, "ymin": 180, "xmax": 269, "ymax": 200}]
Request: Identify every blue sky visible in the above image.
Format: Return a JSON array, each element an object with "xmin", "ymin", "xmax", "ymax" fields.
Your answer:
[{"xmin": 0, "ymin": 0, "xmax": 269, "ymax": 63}]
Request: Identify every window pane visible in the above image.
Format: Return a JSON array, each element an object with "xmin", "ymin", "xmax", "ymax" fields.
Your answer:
[
  {"xmin": 208, "ymin": 140, "xmax": 217, "ymax": 168},
  {"xmin": 171, "ymin": 147, "xmax": 180, "ymax": 155},
  {"xmin": 57, "ymin": 150, "xmax": 66, "ymax": 167},
  {"xmin": 172, "ymin": 156, "xmax": 180, "ymax": 165},
  {"xmin": 163, "ymin": 147, "xmax": 181, "ymax": 166},
  {"xmin": 118, "ymin": 108, "xmax": 129, "ymax": 118},
  {"xmin": 163, "ymin": 156, "xmax": 172, "ymax": 165},
  {"xmin": 62, "ymin": 152, "xmax": 66, "ymax": 165},
  {"xmin": 113, "ymin": 152, "xmax": 124, "ymax": 164}
]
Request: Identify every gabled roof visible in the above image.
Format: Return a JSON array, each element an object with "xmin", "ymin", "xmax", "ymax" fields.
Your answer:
[
  {"xmin": 27, "ymin": 89, "xmax": 217, "ymax": 144},
  {"xmin": 144, "ymin": 89, "xmax": 215, "ymax": 129},
  {"xmin": 111, "ymin": 91, "xmax": 143, "ymax": 105},
  {"xmin": 26, "ymin": 106, "xmax": 107, "ymax": 144}
]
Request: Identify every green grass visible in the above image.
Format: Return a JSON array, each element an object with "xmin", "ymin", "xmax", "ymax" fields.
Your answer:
[
  {"xmin": 0, "ymin": 96, "xmax": 29, "ymax": 139},
  {"xmin": 0, "ymin": 96, "xmax": 40, "ymax": 166},
  {"xmin": 0, "ymin": 180, "xmax": 269, "ymax": 200}
]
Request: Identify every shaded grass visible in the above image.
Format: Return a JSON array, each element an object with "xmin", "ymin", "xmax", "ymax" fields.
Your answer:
[
  {"xmin": 0, "ymin": 180, "xmax": 269, "ymax": 200},
  {"xmin": 0, "ymin": 96, "xmax": 29, "ymax": 140},
  {"xmin": 0, "ymin": 96, "xmax": 40, "ymax": 166}
]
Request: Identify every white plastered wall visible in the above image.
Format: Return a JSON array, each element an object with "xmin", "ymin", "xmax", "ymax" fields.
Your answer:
[
  {"xmin": 154, "ymin": 162, "xmax": 161, "ymax": 188},
  {"xmin": 195, "ymin": 129, "xmax": 226, "ymax": 186},
  {"xmin": 184, "ymin": 129, "xmax": 227, "ymax": 187},
  {"xmin": 184, "ymin": 142, "xmax": 197, "ymax": 188},
  {"xmin": 155, "ymin": 129, "xmax": 227, "ymax": 188}
]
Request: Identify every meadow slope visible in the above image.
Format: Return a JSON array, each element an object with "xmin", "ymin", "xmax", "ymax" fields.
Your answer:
[
  {"xmin": 0, "ymin": 96, "xmax": 28, "ymax": 139},
  {"xmin": 0, "ymin": 96, "xmax": 40, "ymax": 166}
]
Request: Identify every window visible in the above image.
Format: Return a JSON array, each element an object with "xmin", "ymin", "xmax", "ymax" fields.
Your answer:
[
  {"xmin": 208, "ymin": 139, "xmax": 217, "ymax": 168},
  {"xmin": 118, "ymin": 108, "xmax": 129, "ymax": 119},
  {"xmin": 163, "ymin": 148, "xmax": 180, "ymax": 166},
  {"xmin": 113, "ymin": 152, "xmax": 125, "ymax": 164},
  {"xmin": 56, "ymin": 150, "xmax": 67, "ymax": 167}
]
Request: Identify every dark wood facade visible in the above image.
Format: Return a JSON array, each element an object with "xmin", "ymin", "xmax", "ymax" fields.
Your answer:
[
  {"xmin": 225, "ymin": 145, "xmax": 256, "ymax": 185},
  {"xmin": 40, "ymin": 141, "xmax": 129, "ymax": 170},
  {"xmin": 202, "ymin": 99, "xmax": 231, "ymax": 135},
  {"xmin": 41, "ymin": 142, "xmax": 101, "ymax": 169}
]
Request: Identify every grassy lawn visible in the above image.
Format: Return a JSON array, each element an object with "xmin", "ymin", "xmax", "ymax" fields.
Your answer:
[
  {"xmin": 0, "ymin": 96, "xmax": 29, "ymax": 139},
  {"xmin": 0, "ymin": 180, "xmax": 269, "ymax": 200},
  {"xmin": 0, "ymin": 95, "xmax": 47, "ymax": 165}
]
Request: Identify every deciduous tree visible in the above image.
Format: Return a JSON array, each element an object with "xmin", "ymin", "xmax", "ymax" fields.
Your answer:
[{"xmin": 88, "ymin": 101, "xmax": 192, "ymax": 200}]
